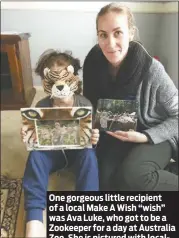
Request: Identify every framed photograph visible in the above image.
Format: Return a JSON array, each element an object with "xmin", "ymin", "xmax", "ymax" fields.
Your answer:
[
  {"xmin": 20, "ymin": 107, "xmax": 92, "ymax": 151},
  {"xmin": 95, "ymin": 99, "xmax": 138, "ymax": 132}
]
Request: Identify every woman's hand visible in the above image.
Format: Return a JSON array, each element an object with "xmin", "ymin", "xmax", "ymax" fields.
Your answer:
[
  {"xmin": 107, "ymin": 130, "xmax": 149, "ymax": 143},
  {"xmin": 91, "ymin": 129, "xmax": 100, "ymax": 145}
]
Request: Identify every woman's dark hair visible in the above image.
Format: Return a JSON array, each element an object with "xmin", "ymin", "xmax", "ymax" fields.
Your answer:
[{"xmin": 35, "ymin": 49, "xmax": 81, "ymax": 78}]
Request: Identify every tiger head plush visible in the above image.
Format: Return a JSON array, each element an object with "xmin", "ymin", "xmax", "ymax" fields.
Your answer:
[{"xmin": 35, "ymin": 49, "xmax": 83, "ymax": 99}]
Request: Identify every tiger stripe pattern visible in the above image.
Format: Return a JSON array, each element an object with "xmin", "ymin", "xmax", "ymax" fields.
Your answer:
[
  {"xmin": 43, "ymin": 68, "xmax": 82, "ymax": 96},
  {"xmin": 21, "ymin": 107, "xmax": 92, "ymax": 150}
]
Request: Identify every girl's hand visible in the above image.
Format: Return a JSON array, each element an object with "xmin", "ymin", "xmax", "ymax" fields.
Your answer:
[
  {"xmin": 20, "ymin": 125, "xmax": 29, "ymax": 142},
  {"xmin": 91, "ymin": 129, "xmax": 100, "ymax": 145},
  {"xmin": 20, "ymin": 125, "xmax": 37, "ymax": 143},
  {"xmin": 107, "ymin": 130, "xmax": 149, "ymax": 143}
]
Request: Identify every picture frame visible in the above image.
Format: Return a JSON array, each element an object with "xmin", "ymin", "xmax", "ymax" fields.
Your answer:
[
  {"xmin": 20, "ymin": 107, "xmax": 92, "ymax": 150},
  {"xmin": 95, "ymin": 99, "xmax": 138, "ymax": 132}
]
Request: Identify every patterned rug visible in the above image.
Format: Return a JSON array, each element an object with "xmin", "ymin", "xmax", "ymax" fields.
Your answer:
[{"xmin": 0, "ymin": 176, "xmax": 22, "ymax": 238}]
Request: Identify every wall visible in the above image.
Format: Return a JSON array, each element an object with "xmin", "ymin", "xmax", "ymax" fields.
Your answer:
[
  {"xmin": 157, "ymin": 13, "xmax": 178, "ymax": 87},
  {"xmin": 1, "ymin": 2, "xmax": 178, "ymax": 87}
]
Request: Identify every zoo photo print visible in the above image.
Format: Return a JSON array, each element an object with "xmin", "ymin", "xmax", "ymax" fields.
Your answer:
[
  {"xmin": 20, "ymin": 107, "xmax": 92, "ymax": 150},
  {"xmin": 95, "ymin": 99, "xmax": 138, "ymax": 132}
]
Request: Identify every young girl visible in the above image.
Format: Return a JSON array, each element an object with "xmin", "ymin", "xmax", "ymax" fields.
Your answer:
[{"xmin": 21, "ymin": 49, "xmax": 99, "ymax": 237}]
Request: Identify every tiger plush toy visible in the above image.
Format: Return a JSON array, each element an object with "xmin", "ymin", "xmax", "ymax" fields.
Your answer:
[
  {"xmin": 21, "ymin": 49, "xmax": 93, "ymax": 149},
  {"xmin": 43, "ymin": 64, "xmax": 82, "ymax": 98}
]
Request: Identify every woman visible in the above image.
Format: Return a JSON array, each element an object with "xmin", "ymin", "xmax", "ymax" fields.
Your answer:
[{"xmin": 83, "ymin": 3, "xmax": 178, "ymax": 191}]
